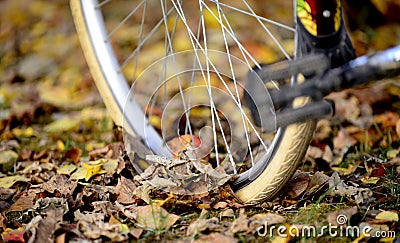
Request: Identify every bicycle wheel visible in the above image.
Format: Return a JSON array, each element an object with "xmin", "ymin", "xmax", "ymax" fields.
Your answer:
[{"xmin": 70, "ymin": 0, "xmax": 315, "ymax": 204}]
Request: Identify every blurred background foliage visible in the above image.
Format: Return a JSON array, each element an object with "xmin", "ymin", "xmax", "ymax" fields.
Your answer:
[{"xmin": 0, "ymin": 0, "xmax": 399, "ymax": 156}]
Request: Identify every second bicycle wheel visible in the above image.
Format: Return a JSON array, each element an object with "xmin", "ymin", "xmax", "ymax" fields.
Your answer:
[{"xmin": 70, "ymin": 0, "xmax": 316, "ymax": 204}]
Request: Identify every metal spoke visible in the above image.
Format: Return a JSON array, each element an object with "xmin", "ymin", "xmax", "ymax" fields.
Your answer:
[
  {"xmin": 106, "ymin": 0, "xmax": 146, "ymax": 39},
  {"xmin": 209, "ymin": 0, "xmax": 295, "ymax": 32}
]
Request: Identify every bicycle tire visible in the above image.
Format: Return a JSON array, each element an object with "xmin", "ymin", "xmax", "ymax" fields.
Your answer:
[{"xmin": 70, "ymin": 0, "xmax": 316, "ymax": 204}]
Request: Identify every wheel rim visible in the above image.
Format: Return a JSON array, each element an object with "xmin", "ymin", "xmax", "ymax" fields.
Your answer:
[{"xmin": 77, "ymin": 0, "xmax": 298, "ymax": 192}]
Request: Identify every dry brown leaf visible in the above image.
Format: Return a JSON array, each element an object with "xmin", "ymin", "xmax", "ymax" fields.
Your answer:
[
  {"xmin": 34, "ymin": 209, "xmax": 64, "ymax": 242},
  {"xmin": 285, "ymin": 171, "xmax": 310, "ymax": 198},
  {"xmin": 115, "ymin": 176, "xmax": 137, "ymax": 204},
  {"xmin": 64, "ymin": 147, "xmax": 82, "ymax": 164},
  {"xmin": 114, "ymin": 202, "xmax": 137, "ymax": 219},
  {"xmin": 229, "ymin": 210, "xmax": 249, "ymax": 234},
  {"xmin": 187, "ymin": 217, "xmax": 222, "ymax": 236},
  {"xmin": 213, "ymin": 201, "xmax": 228, "ymax": 209},
  {"xmin": 142, "ymin": 155, "xmax": 234, "ymax": 195},
  {"xmin": 5, "ymin": 193, "xmax": 35, "ymax": 213},
  {"xmin": 249, "ymin": 212, "xmax": 286, "ymax": 234},
  {"xmin": 74, "ymin": 210, "xmax": 128, "ymax": 241},
  {"xmin": 130, "ymin": 228, "xmax": 143, "ymax": 239},
  {"xmin": 133, "ymin": 182, "xmax": 153, "ymax": 204},
  {"xmin": 333, "ymin": 127, "xmax": 357, "ymax": 151},
  {"xmin": 307, "ymin": 171, "xmax": 330, "ymax": 192},
  {"xmin": 136, "ymin": 205, "xmax": 179, "ymax": 231},
  {"xmin": 167, "ymin": 134, "xmax": 202, "ymax": 158},
  {"xmin": 328, "ymin": 172, "xmax": 373, "ymax": 204},
  {"xmin": 37, "ymin": 174, "xmax": 77, "ymax": 196},
  {"xmin": 219, "ymin": 208, "xmax": 235, "ymax": 219},
  {"xmin": 0, "ymin": 188, "xmax": 16, "ymax": 201}
]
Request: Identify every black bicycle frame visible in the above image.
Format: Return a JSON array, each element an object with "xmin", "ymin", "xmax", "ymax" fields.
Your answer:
[{"xmin": 250, "ymin": 45, "xmax": 400, "ymax": 132}]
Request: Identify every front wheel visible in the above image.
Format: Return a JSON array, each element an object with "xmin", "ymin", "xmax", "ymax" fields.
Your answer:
[{"xmin": 70, "ymin": 0, "xmax": 316, "ymax": 204}]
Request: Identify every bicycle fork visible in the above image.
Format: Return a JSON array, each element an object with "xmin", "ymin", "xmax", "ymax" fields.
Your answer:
[{"xmin": 246, "ymin": 45, "xmax": 400, "ymax": 133}]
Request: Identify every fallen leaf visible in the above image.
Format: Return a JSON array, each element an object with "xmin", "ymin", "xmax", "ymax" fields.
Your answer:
[
  {"xmin": 0, "ymin": 175, "xmax": 30, "ymax": 189},
  {"xmin": 115, "ymin": 176, "xmax": 137, "ymax": 204},
  {"xmin": 375, "ymin": 211, "xmax": 399, "ymax": 222},
  {"xmin": 332, "ymin": 164, "xmax": 356, "ymax": 176},
  {"xmin": 64, "ymin": 147, "xmax": 82, "ymax": 163},
  {"xmin": 56, "ymin": 164, "xmax": 77, "ymax": 175},
  {"xmin": 1, "ymin": 228, "xmax": 26, "ymax": 243},
  {"xmin": 102, "ymin": 159, "xmax": 118, "ymax": 174},
  {"xmin": 130, "ymin": 228, "xmax": 143, "ymax": 239},
  {"xmin": 136, "ymin": 205, "xmax": 179, "ymax": 231},
  {"xmin": 38, "ymin": 174, "xmax": 77, "ymax": 196},
  {"xmin": 44, "ymin": 117, "xmax": 80, "ymax": 133},
  {"xmin": 74, "ymin": 210, "xmax": 128, "ymax": 241},
  {"xmin": 229, "ymin": 210, "xmax": 249, "ymax": 234},
  {"xmin": 0, "ymin": 150, "xmax": 18, "ymax": 165},
  {"xmin": 328, "ymin": 172, "xmax": 373, "ymax": 204},
  {"xmin": 285, "ymin": 171, "xmax": 310, "ymax": 198},
  {"xmin": 167, "ymin": 134, "xmax": 202, "ymax": 158},
  {"xmin": 0, "ymin": 187, "xmax": 16, "ymax": 201},
  {"xmin": 333, "ymin": 127, "xmax": 357, "ymax": 151},
  {"xmin": 6, "ymin": 193, "xmax": 35, "ymax": 213},
  {"xmin": 12, "ymin": 127, "xmax": 39, "ymax": 137},
  {"xmin": 187, "ymin": 217, "xmax": 221, "ymax": 236},
  {"xmin": 85, "ymin": 142, "xmax": 106, "ymax": 152},
  {"xmin": 307, "ymin": 171, "xmax": 330, "ymax": 192},
  {"xmin": 219, "ymin": 208, "xmax": 235, "ymax": 219},
  {"xmin": 34, "ymin": 209, "xmax": 64, "ymax": 242},
  {"xmin": 251, "ymin": 213, "xmax": 286, "ymax": 225},
  {"xmin": 361, "ymin": 176, "xmax": 380, "ymax": 184},
  {"xmin": 133, "ymin": 182, "xmax": 153, "ymax": 204},
  {"xmin": 213, "ymin": 201, "xmax": 228, "ymax": 209},
  {"xmin": 70, "ymin": 160, "xmax": 105, "ymax": 181}
]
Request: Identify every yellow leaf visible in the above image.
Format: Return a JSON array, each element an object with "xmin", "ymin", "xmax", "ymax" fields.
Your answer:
[
  {"xmin": 0, "ymin": 150, "xmax": 18, "ymax": 165},
  {"xmin": 109, "ymin": 215, "xmax": 120, "ymax": 225},
  {"xmin": 70, "ymin": 160, "xmax": 106, "ymax": 181},
  {"xmin": 102, "ymin": 159, "xmax": 118, "ymax": 175},
  {"xmin": 0, "ymin": 175, "xmax": 30, "ymax": 189},
  {"xmin": 69, "ymin": 167, "xmax": 87, "ymax": 181},
  {"xmin": 148, "ymin": 115, "xmax": 161, "ymax": 129},
  {"xmin": 44, "ymin": 117, "xmax": 80, "ymax": 133},
  {"xmin": 386, "ymin": 149, "xmax": 399, "ymax": 159},
  {"xmin": 376, "ymin": 211, "xmax": 399, "ymax": 222},
  {"xmin": 12, "ymin": 127, "xmax": 38, "ymax": 137},
  {"xmin": 57, "ymin": 164, "xmax": 77, "ymax": 175},
  {"xmin": 82, "ymin": 161, "xmax": 106, "ymax": 181},
  {"xmin": 332, "ymin": 164, "xmax": 355, "ymax": 176},
  {"xmin": 361, "ymin": 176, "xmax": 380, "ymax": 184},
  {"xmin": 56, "ymin": 140, "xmax": 65, "ymax": 151},
  {"xmin": 119, "ymin": 224, "xmax": 130, "ymax": 234},
  {"xmin": 85, "ymin": 142, "xmax": 105, "ymax": 152}
]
